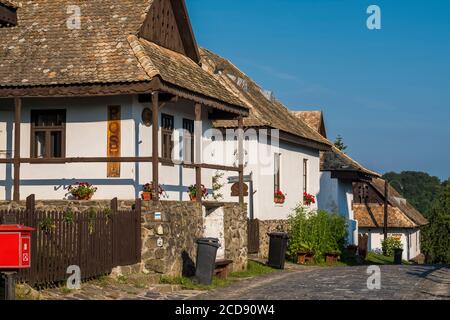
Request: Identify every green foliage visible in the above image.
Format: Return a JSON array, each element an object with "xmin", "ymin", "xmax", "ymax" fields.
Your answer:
[
  {"xmin": 381, "ymin": 237, "xmax": 403, "ymax": 256},
  {"xmin": 383, "ymin": 171, "xmax": 442, "ymax": 215},
  {"xmin": 422, "ymin": 180, "xmax": 450, "ymax": 263},
  {"xmin": 287, "ymin": 206, "xmax": 348, "ymax": 262},
  {"xmin": 333, "ymin": 135, "xmax": 347, "ymax": 153},
  {"xmin": 212, "ymin": 171, "xmax": 225, "ymax": 201},
  {"xmin": 230, "ymin": 261, "xmax": 275, "ymax": 278}
]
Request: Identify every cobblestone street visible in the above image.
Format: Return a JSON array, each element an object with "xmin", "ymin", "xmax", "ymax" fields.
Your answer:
[{"xmin": 193, "ymin": 265, "xmax": 450, "ymax": 300}]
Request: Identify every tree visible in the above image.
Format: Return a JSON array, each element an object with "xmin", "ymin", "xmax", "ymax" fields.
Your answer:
[
  {"xmin": 383, "ymin": 171, "xmax": 442, "ymax": 216},
  {"xmin": 334, "ymin": 135, "xmax": 347, "ymax": 153},
  {"xmin": 421, "ymin": 180, "xmax": 450, "ymax": 263}
]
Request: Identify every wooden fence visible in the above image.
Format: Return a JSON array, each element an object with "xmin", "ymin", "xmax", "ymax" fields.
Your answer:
[{"xmin": 0, "ymin": 195, "xmax": 141, "ymax": 287}]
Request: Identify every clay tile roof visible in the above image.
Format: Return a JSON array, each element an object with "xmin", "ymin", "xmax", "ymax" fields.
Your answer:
[
  {"xmin": 0, "ymin": 0, "xmax": 153, "ymax": 87},
  {"xmin": 353, "ymin": 204, "xmax": 418, "ymax": 228},
  {"xmin": 321, "ymin": 146, "xmax": 381, "ymax": 177},
  {"xmin": 0, "ymin": 0, "xmax": 19, "ymax": 9},
  {"xmin": 132, "ymin": 37, "xmax": 246, "ymax": 108},
  {"xmin": 292, "ymin": 111, "xmax": 324, "ymax": 136},
  {"xmin": 370, "ymin": 178, "xmax": 429, "ymax": 227},
  {"xmin": 200, "ymin": 48, "xmax": 331, "ymax": 149}
]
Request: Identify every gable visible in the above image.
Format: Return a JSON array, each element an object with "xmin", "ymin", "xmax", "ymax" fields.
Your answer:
[{"xmin": 139, "ymin": 0, "xmax": 200, "ymax": 62}]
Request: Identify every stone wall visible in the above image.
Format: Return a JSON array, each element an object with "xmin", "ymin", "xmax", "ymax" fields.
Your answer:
[
  {"xmin": 0, "ymin": 199, "xmax": 248, "ymax": 277},
  {"xmin": 258, "ymin": 219, "xmax": 289, "ymax": 259},
  {"xmin": 223, "ymin": 203, "xmax": 248, "ymax": 272}
]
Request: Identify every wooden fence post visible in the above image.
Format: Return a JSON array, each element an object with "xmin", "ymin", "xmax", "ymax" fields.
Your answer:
[
  {"xmin": 25, "ymin": 194, "xmax": 36, "ymax": 284},
  {"xmin": 134, "ymin": 198, "xmax": 142, "ymax": 261},
  {"xmin": 110, "ymin": 198, "xmax": 118, "ymax": 266}
]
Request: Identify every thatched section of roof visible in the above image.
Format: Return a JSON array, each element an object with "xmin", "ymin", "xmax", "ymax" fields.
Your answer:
[
  {"xmin": 292, "ymin": 111, "xmax": 326, "ymax": 138},
  {"xmin": 353, "ymin": 204, "xmax": 418, "ymax": 229},
  {"xmin": 321, "ymin": 146, "xmax": 381, "ymax": 178},
  {"xmin": 0, "ymin": 0, "xmax": 19, "ymax": 9},
  {"xmin": 200, "ymin": 49, "xmax": 331, "ymax": 150},
  {"xmin": 370, "ymin": 178, "xmax": 429, "ymax": 227}
]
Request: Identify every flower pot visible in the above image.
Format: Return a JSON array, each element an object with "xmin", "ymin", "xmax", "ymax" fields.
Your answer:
[
  {"xmin": 297, "ymin": 252, "xmax": 314, "ymax": 265},
  {"xmin": 274, "ymin": 198, "xmax": 285, "ymax": 204},
  {"xmin": 141, "ymin": 192, "xmax": 152, "ymax": 201},
  {"xmin": 190, "ymin": 195, "xmax": 197, "ymax": 202},
  {"xmin": 74, "ymin": 194, "xmax": 93, "ymax": 201},
  {"xmin": 394, "ymin": 248, "xmax": 403, "ymax": 265},
  {"xmin": 325, "ymin": 253, "xmax": 339, "ymax": 265}
]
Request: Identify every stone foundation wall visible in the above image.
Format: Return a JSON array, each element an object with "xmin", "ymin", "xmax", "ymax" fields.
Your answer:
[
  {"xmin": 0, "ymin": 199, "xmax": 248, "ymax": 277},
  {"xmin": 258, "ymin": 219, "xmax": 289, "ymax": 259},
  {"xmin": 223, "ymin": 204, "xmax": 248, "ymax": 272}
]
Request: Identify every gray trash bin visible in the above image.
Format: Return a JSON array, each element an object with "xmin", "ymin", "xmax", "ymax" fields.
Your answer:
[
  {"xmin": 267, "ymin": 232, "xmax": 289, "ymax": 269},
  {"xmin": 194, "ymin": 238, "xmax": 220, "ymax": 285}
]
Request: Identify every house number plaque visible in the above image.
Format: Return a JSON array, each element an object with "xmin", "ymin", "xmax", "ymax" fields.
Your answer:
[{"xmin": 107, "ymin": 106, "xmax": 121, "ymax": 177}]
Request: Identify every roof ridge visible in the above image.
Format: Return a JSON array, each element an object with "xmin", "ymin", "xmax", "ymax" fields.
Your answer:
[{"xmin": 127, "ymin": 35, "xmax": 159, "ymax": 80}]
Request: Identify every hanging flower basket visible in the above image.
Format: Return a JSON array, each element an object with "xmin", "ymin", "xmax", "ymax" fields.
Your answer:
[
  {"xmin": 303, "ymin": 192, "xmax": 316, "ymax": 206},
  {"xmin": 68, "ymin": 182, "xmax": 97, "ymax": 201},
  {"xmin": 274, "ymin": 191, "xmax": 286, "ymax": 204}
]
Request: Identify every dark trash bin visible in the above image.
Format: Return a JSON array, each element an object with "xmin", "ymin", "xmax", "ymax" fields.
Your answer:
[
  {"xmin": 194, "ymin": 238, "xmax": 220, "ymax": 285},
  {"xmin": 394, "ymin": 248, "xmax": 403, "ymax": 265},
  {"xmin": 267, "ymin": 232, "xmax": 289, "ymax": 269}
]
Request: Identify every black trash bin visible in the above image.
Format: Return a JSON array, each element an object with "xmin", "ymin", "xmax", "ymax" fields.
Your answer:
[
  {"xmin": 267, "ymin": 232, "xmax": 289, "ymax": 269},
  {"xmin": 194, "ymin": 238, "xmax": 220, "ymax": 285},
  {"xmin": 394, "ymin": 248, "xmax": 403, "ymax": 265}
]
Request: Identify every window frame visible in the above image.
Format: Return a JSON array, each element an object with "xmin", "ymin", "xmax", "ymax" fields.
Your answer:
[
  {"xmin": 30, "ymin": 109, "xmax": 66, "ymax": 159},
  {"xmin": 274, "ymin": 153, "xmax": 281, "ymax": 193},
  {"xmin": 182, "ymin": 118, "xmax": 195, "ymax": 163},
  {"xmin": 161, "ymin": 113, "xmax": 174, "ymax": 161},
  {"xmin": 303, "ymin": 158, "xmax": 308, "ymax": 194}
]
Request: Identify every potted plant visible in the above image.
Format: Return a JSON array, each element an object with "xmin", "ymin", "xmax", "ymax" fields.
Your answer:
[
  {"xmin": 188, "ymin": 184, "xmax": 208, "ymax": 201},
  {"xmin": 324, "ymin": 250, "xmax": 341, "ymax": 265},
  {"xmin": 297, "ymin": 241, "xmax": 314, "ymax": 265},
  {"xmin": 274, "ymin": 191, "xmax": 286, "ymax": 204},
  {"xmin": 68, "ymin": 182, "xmax": 97, "ymax": 200},
  {"xmin": 303, "ymin": 192, "xmax": 316, "ymax": 206},
  {"xmin": 141, "ymin": 183, "xmax": 166, "ymax": 201}
]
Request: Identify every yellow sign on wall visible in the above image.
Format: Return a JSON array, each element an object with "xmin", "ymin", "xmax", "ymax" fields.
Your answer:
[{"xmin": 107, "ymin": 106, "xmax": 121, "ymax": 177}]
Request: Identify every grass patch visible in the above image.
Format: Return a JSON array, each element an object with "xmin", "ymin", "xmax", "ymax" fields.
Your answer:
[
  {"xmin": 366, "ymin": 252, "xmax": 410, "ymax": 265},
  {"xmin": 160, "ymin": 275, "xmax": 232, "ymax": 291},
  {"xmin": 230, "ymin": 261, "xmax": 276, "ymax": 278},
  {"xmin": 160, "ymin": 261, "xmax": 278, "ymax": 291}
]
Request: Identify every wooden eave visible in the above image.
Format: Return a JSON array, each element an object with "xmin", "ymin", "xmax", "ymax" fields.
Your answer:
[
  {"xmin": 0, "ymin": 3, "xmax": 17, "ymax": 27},
  {"xmin": 0, "ymin": 77, "xmax": 249, "ymax": 117},
  {"xmin": 330, "ymin": 170, "xmax": 375, "ymax": 182}
]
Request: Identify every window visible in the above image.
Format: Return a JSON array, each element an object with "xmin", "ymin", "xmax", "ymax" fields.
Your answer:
[
  {"xmin": 30, "ymin": 110, "xmax": 66, "ymax": 158},
  {"xmin": 274, "ymin": 153, "xmax": 281, "ymax": 193},
  {"xmin": 182, "ymin": 119, "xmax": 194, "ymax": 163},
  {"xmin": 161, "ymin": 114, "xmax": 174, "ymax": 160},
  {"xmin": 303, "ymin": 159, "xmax": 308, "ymax": 194}
]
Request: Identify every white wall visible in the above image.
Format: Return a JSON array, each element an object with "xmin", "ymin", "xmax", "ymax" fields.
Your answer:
[
  {"xmin": 0, "ymin": 96, "xmax": 215, "ymax": 201},
  {"xmin": 360, "ymin": 228, "xmax": 422, "ymax": 261},
  {"xmin": 318, "ymin": 171, "xmax": 357, "ymax": 245},
  {"xmin": 212, "ymin": 132, "xmax": 321, "ymax": 221}
]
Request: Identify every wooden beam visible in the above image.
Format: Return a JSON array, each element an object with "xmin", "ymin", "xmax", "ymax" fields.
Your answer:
[
  {"xmin": 195, "ymin": 103, "xmax": 202, "ymax": 203},
  {"xmin": 238, "ymin": 116, "xmax": 244, "ymax": 205},
  {"xmin": 152, "ymin": 91, "xmax": 160, "ymax": 201},
  {"xmin": 13, "ymin": 97, "xmax": 21, "ymax": 202}
]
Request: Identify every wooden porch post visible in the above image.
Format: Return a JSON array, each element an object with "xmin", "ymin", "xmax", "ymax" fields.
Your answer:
[
  {"xmin": 238, "ymin": 116, "xmax": 244, "ymax": 205},
  {"xmin": 13, "ymin": 97, "xmax": 21, "ymax": 202},
  {"xmin": 152, "ymin": 92, "xmax": 159, "ymax": 201},
  {"xmin": 195, "ymin": 103, "xmax": 202, "ymax": 203},
  {"xmin": 383, "ymin": 179, "xmax": 389, "ymax": 244}
]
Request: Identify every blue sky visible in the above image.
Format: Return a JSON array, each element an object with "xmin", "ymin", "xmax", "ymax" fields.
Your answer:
[{"xmin": 186, "ymin": 0, "xmax": 450, "ymax": 181}]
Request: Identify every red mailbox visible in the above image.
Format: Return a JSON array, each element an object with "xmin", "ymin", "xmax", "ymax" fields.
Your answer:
[{"xmin": 0, "ymin": 225, "xmax": 34, "ymax": 269}]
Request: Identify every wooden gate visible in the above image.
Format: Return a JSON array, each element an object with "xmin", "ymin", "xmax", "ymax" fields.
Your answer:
[
  {"xmin": 247, "ymin": 219, "xmax": 260, "ymax": 254},
  {"xmin": 358, "ymin": 233, "xmax": 369, "ymax": 259}
]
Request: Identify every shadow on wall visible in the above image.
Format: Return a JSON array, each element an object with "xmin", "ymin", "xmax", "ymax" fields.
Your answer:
[{"xmin": 182, "ymin": 250, "xmax": 196, "ymax": 278}]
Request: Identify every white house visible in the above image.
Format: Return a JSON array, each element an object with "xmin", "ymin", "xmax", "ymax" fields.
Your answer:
[
  {"xmin": 0, "ymin": 0, "xmax": 249, "ymax": 202},
  {"xmin": 294, "ymin": 111, "xmax": 428, "ymax": 259},
  {"xmin": 200, "ymin": 50, "xmax": 332, "ymax": 222}
]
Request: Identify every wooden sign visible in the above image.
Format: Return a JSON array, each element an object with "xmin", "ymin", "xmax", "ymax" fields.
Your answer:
[
  {"xmin": 231, "ymin": 182, "xmax": 248, "ymax": 197},
  {"xmin": 107, "ymin": 106, "xmax": 121, "ymax": 177}
]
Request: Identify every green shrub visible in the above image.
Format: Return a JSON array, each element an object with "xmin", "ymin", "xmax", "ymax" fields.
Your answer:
[
  {"xmin": 287, "ymin": 206, "xmax": 348, "ymax": 263},
  {"xmin": 382, "ymin": 237, "xmax": 403, "ymax": 256}
]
